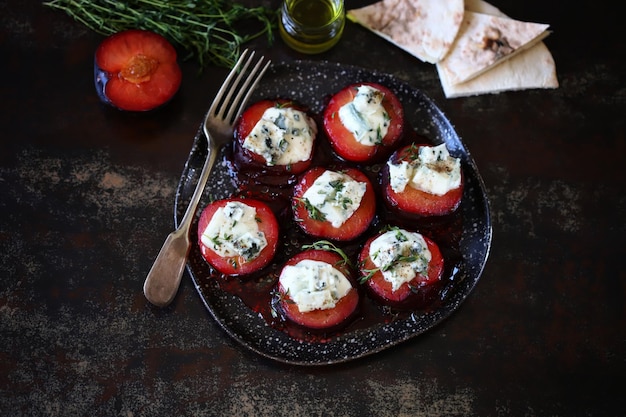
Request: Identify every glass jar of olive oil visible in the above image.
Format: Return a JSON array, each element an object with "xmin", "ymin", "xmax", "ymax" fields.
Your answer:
[{"xmin": 279, "ymin": 0, "xmax": 345, "ymax": 54}]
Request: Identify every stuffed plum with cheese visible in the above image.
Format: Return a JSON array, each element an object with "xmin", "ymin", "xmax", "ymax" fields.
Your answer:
[
  {"xmin": 358, "ymin": 227, "xmax": 444, "ymax": 309},
  {"xmin": 197, "ymin": 198, "xmax": 279, "ymax": 276},
  {"xmin": 276, "ymin": 247, "xmax": 360, "ymax": 331},
  {"xmin": 292, "ymin": 167, "xmax": 376, "ymax": 241},
  {"xmin": 382, "ymin": 143, "xmax": 464, "ymax": 217},
  {"xmin": 234, "ymin": 99, "xmax": 318, "ymax": 175},
  {"xmin": 323, "ymin": 82, "xmax": 404, "ymax": 162}
]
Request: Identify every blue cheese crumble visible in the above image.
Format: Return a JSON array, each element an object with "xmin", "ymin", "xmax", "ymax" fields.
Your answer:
[
  {"xmin": 243, "ymin": 106, "xmax": 317, "ymax": 166},
  {"xmin": 302, "ymin": 170, "xmax": 367, "ymax": 228},
  {"xmin": 369, "ymin": 228, "xmax": 432, "ymax": 291},
  {"xmin": 279, "ymin": 259, "xmax": 352, "ymax": 312},
  {"xmin": 200, "ymin": 201, "xmax": 267, "ymax": 261},
  {"xmin": 339, "ymin": 85, "xmax": 390, "ymax": 146},
  {"xmin": 388, "ymin": 143, "xmax": 461, "ymax": 195}
]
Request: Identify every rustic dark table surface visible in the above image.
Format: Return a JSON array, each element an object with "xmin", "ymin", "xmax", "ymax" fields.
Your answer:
[{"xmin": 2, "ymin": 0, "xmax": 625, "ymax": 415}]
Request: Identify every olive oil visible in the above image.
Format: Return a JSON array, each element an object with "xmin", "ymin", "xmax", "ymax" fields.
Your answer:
[{"xmin": 279, "ymin": 0, "xmax": 345, "ymax": 54}]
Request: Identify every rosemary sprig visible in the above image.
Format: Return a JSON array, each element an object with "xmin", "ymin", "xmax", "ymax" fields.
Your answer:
[{"xmin": 43, "ymin": 0, "xmax": 277, "ymax": 68}]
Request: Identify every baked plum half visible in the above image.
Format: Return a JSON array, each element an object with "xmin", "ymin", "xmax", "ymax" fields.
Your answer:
[
  {"xmin": 197, "ymin": 198, "xmax": 279, "ymax": 276},
  {"xmin": 323, "ymin": 82, "xmax": 404, "ymax": 162},
  {"xmin": 383, "ymin": 143, "xmax": 464, "ymax": 217},
  {"xmin": 358, "ymin": 227, "xmax": 444, "ymax": 309},
  {"xmin": 234, "ymin": 99, "xmax": 318, "ymax": 175},
  {"xmin": 276, "ymin": 247, "xmax": 360, "ymax": 331},
  {"xmin": 292, "ymin": 167, "xmax": 376, "ymax": 241}
]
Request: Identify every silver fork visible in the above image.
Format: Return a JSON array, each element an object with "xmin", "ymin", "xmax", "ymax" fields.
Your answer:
[{"xmin": 143, "ymin": 49, "xmax": 271, "ymax": 307}]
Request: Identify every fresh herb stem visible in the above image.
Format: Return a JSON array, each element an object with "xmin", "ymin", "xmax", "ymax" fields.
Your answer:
[
  {"xmin": 303, "ymin": 240, "xmax": 353, "ymax": 268},
  {"xmin": 43, "ymin": 0, "xmax": 277, "ymax": 68}
]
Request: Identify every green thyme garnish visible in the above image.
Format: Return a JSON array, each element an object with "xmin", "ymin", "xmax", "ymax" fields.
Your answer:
[
  {"xmin": 275, "ymin": 101, "xmax": 294, "ymax": 109},
  {"xmin": 210, "ymin": 236, "xmax": 222, "ymax": 247},
  {"xmin": 359, "ymin": 266, "xmax": 379, "ymax": 284},
  {"xmin": 295, "ymin": 197, "xmax": 326, "ymax": 222},
  {"xmin": 303, "ymin": 240, "xmax": 352, "ymax": 268},
  {"xmin": 405, "ymin": 143, "xmax": 421, "ymax": 162},
  {"xmin": 328, "ymin": 179, "xmax": 344, "ymax": 192},
  {"xmin": 339, "ymin": 197, "xmax": 352, "ymax": 210},
  {"xmin": 43, "ymin": 0, "xmax": 276, "ymax": 69},
  {"xmin": 359, "ymin": 252, "xmax": 425, "ymax": 284}
]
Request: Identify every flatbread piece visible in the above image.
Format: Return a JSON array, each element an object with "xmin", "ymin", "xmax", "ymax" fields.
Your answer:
[
  {"xmin": 438, "ymin": 0, "xmax": 558, "ymax": 98},
  {"xmin": 347, "ymin": 0, "xmax": 464, "ymax": 64},
  {"xmin": 437, "ymin": 10, "xmax": 550, "ymax": 85}
]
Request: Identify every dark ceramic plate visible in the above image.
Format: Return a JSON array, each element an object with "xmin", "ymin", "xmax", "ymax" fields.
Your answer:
[{"xmin": 175, "ymin": 61, "xmax": 492, "ymax": 365}]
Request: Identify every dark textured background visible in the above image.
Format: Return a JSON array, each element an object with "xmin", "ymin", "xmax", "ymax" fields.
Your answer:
[{"xmin": 1, "ymin": 0, "xmax": 624, "ymax": 415}]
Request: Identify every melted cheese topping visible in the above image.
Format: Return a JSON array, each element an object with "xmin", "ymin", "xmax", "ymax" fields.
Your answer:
[
  {"xmin": 243, "ymin": 106, "xmax": 317, "ymax": 166},
  {"xmin": 279, "ymin": 259, "xmax": 352, "ymax": 312},
  {"xmin": 338, "ymin": 85, "xmax": 390, "ymax": 146},
  {"xmin": 200, "ymin": 201, "xmax": 267, "ymax": 261},
  {"xmin": 369, "ymin": 228, "xmax": 432, "ymax": 291},
  {"xmin": 302, "ymin": 170, "xmax": 367, "ymax": 228},
  {"xmin": 388, "ymin": 143, "xmax": 461, "ymax": 195}
]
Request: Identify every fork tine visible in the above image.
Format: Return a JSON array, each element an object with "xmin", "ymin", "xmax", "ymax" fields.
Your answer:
[
  {"xmin": 212, "ymin": 50, "xmax": 256, "ymax": 119},
  {"xmin": 223, "ymin": 56, "xmax": 272, "ymax": 125},
  {"xmin": 208, "ymin": 49, "xmax": 252, "ymax": 116},
  {"xmin": 209, "ymin": 50, "xmax": 271, "ymax": 126}
]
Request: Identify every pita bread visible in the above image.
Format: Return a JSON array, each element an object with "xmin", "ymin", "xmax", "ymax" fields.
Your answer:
[
  {"xmin": 437, "ymin": 11, "xmax": 550, "ymax": 85},
  {"xmin": 464, "ymin": 0, "xmax": 502, "ymax": 16},
  {"xmin": 347, "ymin": 0, "xmax": 464, "ymax": 64},
  {"xmin": 438, "ymin": 0, "xmax": 558, "ymax": 98}
]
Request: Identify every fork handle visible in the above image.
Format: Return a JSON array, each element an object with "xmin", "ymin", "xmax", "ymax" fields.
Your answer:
[
  {"xmin": 143, "ymin": 139, "xmax": 220, "ymax": 307},
  {"xmin": 143, "ymin": 227, "xmax": 190, "ymax": 307},
  {"xmin": 178, "ymin": 139, "xmax": 220, "ymax": 234}
]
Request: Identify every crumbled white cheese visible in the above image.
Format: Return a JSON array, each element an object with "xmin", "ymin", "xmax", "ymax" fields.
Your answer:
[
  {"xmin": 302, "ymin": 170, "xmax": 366, "ymax": 228},
  {"xmin": 338, "ymin": 85, "xmax": 390, "ymax": 146},
  {"xmin": 243, "ymin": 106, "xmax": 317, "ymax": 166},
  {"xmin": 369, "ymin": 228, "xmax": 432, "ymax": 291},
  {"xmin": 279, "ymin": 259, "xmax": 352, "ymax": 312},
  {"xmin": 387, "ymin": 143, "xmax": 461, "ymax": 195},
  {"xmin": 200, "ymin": 201, "xmax": 267, "ymax": 261}
]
